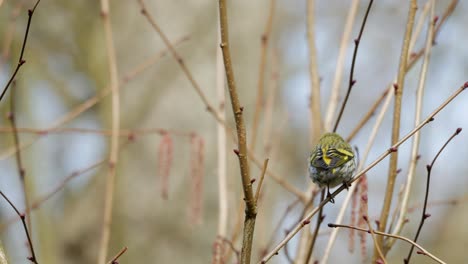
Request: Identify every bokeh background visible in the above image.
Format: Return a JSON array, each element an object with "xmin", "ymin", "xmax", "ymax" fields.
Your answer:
[{"xmin": 0, "ymin": 0, "xmax": 467, "ymax": 263}]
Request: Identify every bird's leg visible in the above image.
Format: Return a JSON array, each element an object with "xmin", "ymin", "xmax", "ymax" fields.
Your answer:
[{"xmin": 327, "ymin": 183, "xmax": 335, "ymax": 203}]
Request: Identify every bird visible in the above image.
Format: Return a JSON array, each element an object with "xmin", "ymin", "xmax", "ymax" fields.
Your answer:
[{"xmin": 309, "ymin": 132, "xmax": 356, "ymax": 203}]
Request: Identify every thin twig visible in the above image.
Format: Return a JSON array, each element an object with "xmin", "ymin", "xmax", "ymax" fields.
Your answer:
[
  {"xmin": 0, "ymin": 127, "xmax": 193, "ymax": 137},
  {"xmin": 306, "ymin": 0, "xmax": 323, "ymax": 144},
  {"xmin": 8, "ymin": 81, "xmax": 32, "ymax": 239},
  {"xmin": 333, "ymin": 0, "xmax": 374, "ymax": 133},
  {"xmin": 258, "ymin": 82, "xmax": 467, "ymax": 264},
  {"xmin": 0, "ymin": 0, "xmax": 41, "ymax": 102},
  {"xmin": 97, "ymin": 0, "xmax": 121, "ymax": 262},
  {"xmin": 219, "ymin": 0, "xmax": 257, "ymax": 263},
  {"xmin": 391, "ymin": 0, "xmax": 436, "ymax": 248},
  {"xmin": 106, "ymin": 246, "xmax": 128, "ymax": 264},
  {"xmin": 137, "ymin": 0, "xmax": 225, "ymax": 126},
  {"xmin": 376, "ymin": 1, "xmax": 417, "ymax": 259},
  {"xmin": 255, "ymin": 159, "xmax": 269, "ymax": 204},
  {"xmin": 404, "ymin": 128, "xmax": 462, "ymax": 264},
  {"xmin": 0, "ymin": 191, "xmax": 38, "ymax": 263},
  {"xmin": 250, "ymin": 0, "xmax": 275, "ymax": 152},
  {"xmin": 328, "ymin": 223, "xmax": 446, "ymax": 264},
  {"xmin": 304, "ymin": 190, "xmax": 325, "ymax": 264},
  {"xmin": 324, "ymin": 0, "xmax": 360, "ymax": 131},
  {"xmin": 363, "ymin": 216, "xmax": 387, "ymax": 264},
  {"xmin": 213, "ymin": 18, "xmax": 228, "ymax": 263}
]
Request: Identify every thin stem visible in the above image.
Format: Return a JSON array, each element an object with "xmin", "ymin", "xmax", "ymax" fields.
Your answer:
[
  {"xmin": 305, "ymin": 190, "xmax": 325, "ymax": 264},
  {"xmin": 404, "ymin": 128, "xmax": 462, "ymax": 264},
  {"xmin": 0, "ymin": 0, "xmax": 41, "ymax": 102},
  {"xmin": 0, "ymin": 191, "xmax": 38, "ymax": 263},
  {"xmin": 307, "ymin": 0, "xmax": 323, "ymax": 144},
  {"xmin": 328, "ymin": 223, "xmax": 446, "ymax": 264},
  {"xmin": 213, "ymin": 18, "xmax": 228, "ymax": 264},
  {"xmin": 8, "ymin": 81, "xmax": 32, "ymax": 242},
  {"xmin": 106, "ymin": 247, "xmax": 128, "ymax": 264},
  {"xmin": 363, "ymin": 216, "xmax": 387, "ymax": 264},
  {"xmin": 324, "ymin": 0, "xmax": 360, "ymax": 131},
  {"xmin": 250, "ymin": 0, "xmax": 275, "ymax": 152},
  {"xmin": 333, "ymin": 0, "xmax": 374, "ymax": 133},
  {"xmin": 258, "ymin": 82, "xmax": 467, "ymax": 264},
  {"xmin": 255, "ymin": 159, "xmax": 269, "ymax": 203},
  {"xmin": 376, "ymin": 1, "xmax": 417, "ymax": 259},
  {"xmin": 219, "ymin": 1, "xmax": 257, "ymax": 263},
  {"xmin": 391, "ymin": 0, "xmax": 436, "ymax": 248},
  {"xmin": 97, "ymin": 0, "xmax": 121, "ymax": 262}
]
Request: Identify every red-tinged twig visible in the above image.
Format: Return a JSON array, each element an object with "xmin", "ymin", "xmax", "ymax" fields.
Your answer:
[
  {"xmin": 258, "ymin": 82, "xmax": 467, "ymax": 264},
  {"xmin": 0, "ymin": 191, "xmax": 38, "ymax": 263},
  {"xmin": 0, "ymin": 0, "xmax": 41, "ymax": 102},
  {"xmin": 404, "ymin": 128, "xmax": 462, "ymax": 264},
  {"xmin": 221, "ymin": 238, "xmax": 240, "ymax": 264},
  {"xmin": 107, "ymin": 246, "xmax": 128, "ymax": 264},
  {"xmin": 328, "ymin": 223, "xmax": 446, "ymax": 264},
  {"xmin": 333, "ymin": 0, "xmax": 374, "ymax": 133}
]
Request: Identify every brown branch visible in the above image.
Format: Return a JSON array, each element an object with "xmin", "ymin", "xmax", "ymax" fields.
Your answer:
[
  {"xmin": 306, "ymin": 0, "xmax": 323, "ymax": 144},
  {"xmin": 250, "ymin": 0, "xmax": 275, "ymax": 152},
  {"xmin": 258, "ymin": 82, "xmax": 467, "ymax": 264},
  {"xmin": 218, "ymin": 0, "xmax": 257, "ymax": 263},
  {"xmin": 376, "ymin": 1, "xmax": 417, "ymax": 259},
  {"xmin": 404, "ymin": 128, "xmax": 462, "ymax": 264},
  {"xmin": 328, "ymin": 223, "xmax": 446, "ymax": 264},
  {"xmin": 107, "ymin": 246, "xmax": 128, "ymax": 264},
  {"xmin": 0, "ymin": 0, "xmax": 40, "ymax": 102},
  {"xmin": 97, "ymin": 0, "xmax": 121, "ymax": 262},
  {"xmin": 0, "ymin": 191, "xmax": 38, "ymax": 263},
  {"xmin": 333, "ymin": 0, "xmax": 374, "ymax": 133}
]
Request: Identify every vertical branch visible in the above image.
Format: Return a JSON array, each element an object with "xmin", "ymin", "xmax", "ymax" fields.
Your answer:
[
  {"xmin": 404, "ymin": 128, "xmax": 462, "ymax": 264},
  {"xmin": 250, "ymin": 0, "xmax": 275, "ymax": 152},
  {"xmin": 333, "ymin": 0, "xmax": 374, "ymax": 133},
  {"xmin": 8, "ymin": 81, "xmax": 33, "ymax": 236},
  {"xmin": 218, "ymin": 1, "xmax": 256, "ymax": 263},
  {"xmin": 376, "ymin": 0, "xmax": 416, "ymax": 258},
  {"xmin": 213, "ymin": 16, "xmax": 228, "ymax": 264},
  {"xmin": 323, "ymin": 0, "xmax": 359, "ymax": 131},
  {"xmin": 306, "ymin": 0, "xmax": 323, "ymax": 144},
  {"xmin": 390, "ymin": 0, "xmax": 436, "ymax": 246},
  {"xmin": 97, "ymin": 0, "xmax": 121, "ymax": 263}
]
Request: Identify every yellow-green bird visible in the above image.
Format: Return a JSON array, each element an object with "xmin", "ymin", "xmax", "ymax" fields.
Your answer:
[{"xmin": 309, "ymin": 132, "xmax": 356, "ymax": 202}]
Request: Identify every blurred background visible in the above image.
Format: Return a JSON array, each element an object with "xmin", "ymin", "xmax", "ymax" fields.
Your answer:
[{"xmin": 0, "ymin": 0, "xmax": 467, "ymax": 263}]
